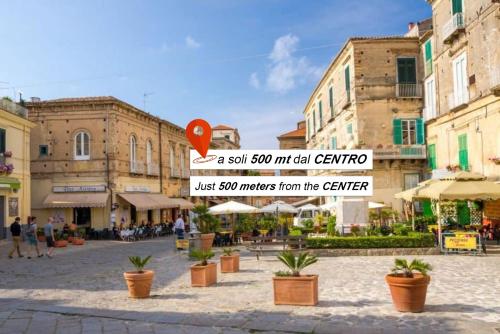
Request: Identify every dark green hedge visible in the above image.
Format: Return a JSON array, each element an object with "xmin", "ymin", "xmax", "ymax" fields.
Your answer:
[{"xmin": 306, "ymin": 233, "xmax": 434, "ymax": 249}]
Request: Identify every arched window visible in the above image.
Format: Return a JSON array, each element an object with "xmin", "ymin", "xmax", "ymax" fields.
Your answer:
[
  {"xmin": 146, "ymin": 140, "xmax": 152, "ymax": 174},
  {"xmin": 74, "ymin": 132, "xmax": 90, "ymax": 160},
  {"xmin": 180, "ymin": 149, "xmax": 185, "ymax": 172},
  {"xmin": 169, "ymin": 145, "xmax": 175, "ymax": 175},
  {"xmin": 130, "ymin": 135, "xmax": 137, "ymax": 171}
]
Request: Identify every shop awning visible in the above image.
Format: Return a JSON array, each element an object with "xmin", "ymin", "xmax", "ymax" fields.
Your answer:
[
  {"xmin": 171, "ymin": 198, "xmax": 195, "ymax": 209},
  {"xmin": 0, "ymin": 176, "xmax": 21, "ymax": 190},
  {"xmin": 118, "ymin": 193, "xmax": 178, "ymax": 211},
  {"xmin": 43, "ymin": 193, "xmax": 109, "ymax": 208}
]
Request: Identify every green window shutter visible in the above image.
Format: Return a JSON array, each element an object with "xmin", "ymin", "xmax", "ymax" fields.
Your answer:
[
  {"xmin": 307, "ymin": 119, "xmax": 311, "ymax": 139},
  {"xmin": 452, "ymin": 0, "xmax": 463, "ymax": 14},
  {"xmin": 312, "ymin": 110, "xmax": 316, "ymax": 133},
  {"xmin": 319, "ymin": 101, "xmax": 323, "ymax": 127},
  {"xmin": 393, "ymin": 119, "xmax": 403, "ymax": 145},
  {"xmin": 458, "ymin": 134, "xmax": 468, "ymax": 170},
  {"xmin": 416, "ymin": 118, "xmax": 425, "ymax": 144},
  {"xmin": 427, "ymin": 144, "xmax": 436, "ymax": 169},
  {"xmin": 425, "ymin": 41, "xmax": 432, "ymax": 61},
  {"xmin": 397, "ymin": 58, "xmax": 417, "ymax": 84},
  {"xmin": 331, "ymin": 137, "xmax": 337, "ymax": 149},
  {"xmin": 347, "ymin": 124, "xmax": 353, "ymax": 134},
  {"xmin": 0, "ymin": 128, "xmax": 5, "ymax": 153},
  {"xmin": 329, "ymin": 87, "xmax": 334, "ymax": 114},
  {"xmin": 344, "ymin": 66, "xmax": 351, "ymax": 101}
]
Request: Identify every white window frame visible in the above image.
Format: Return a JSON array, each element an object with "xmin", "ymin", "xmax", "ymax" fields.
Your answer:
[
  {"xmin": 401, "ymin": 119, "xmax": 417, "ymax": 145},
  {"xmin": 169, "ymin": 145, "xmax": 175, "ymax": 174},
  {"xmin": 146, "ymin": 140, "xmax": 152, "ymax": 173},
  {"xmin": 452, "ymin": 52, "xmax": 468, "ymax": 106},
  {"xmin": 130, "ymin": 136, "xmax": 137, "ymax": 166},
  {"xmin": 424, "ymin": 74, "xmax": 437, "ymax": 120},
  {"xmin": 180, "ymin": 149, "xmax": 185, "ymax": 172},
  {"xmin": 74, "ymin": 131, "xmax": 90, "ymax": 161}
]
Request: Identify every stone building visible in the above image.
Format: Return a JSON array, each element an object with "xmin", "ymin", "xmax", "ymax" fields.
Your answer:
[
  {"xmin": 422, "ymin": 0, "xmax": 500, "ymax": 224},
  {"xmin": 0, "ymin": 98, "xmax": 35, "ymax": 238},
  {"xmin": 212, "ymin": 124, "xmax": 240, "ymax": 149},
  {"xmin": 26, "ymin": 97, "xmax": 192, "ymax": 230},
  {"xmin": 304, "ymin": 37, "xmax": 427, "ymax": 211}
]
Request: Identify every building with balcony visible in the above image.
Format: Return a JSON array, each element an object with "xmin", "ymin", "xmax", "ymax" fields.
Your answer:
[
  {"xmin": 27, "ymin": 97, "xmax": 193, "ymax": 230},
  {"xmin": 423, "ymin": 0, "xmax": 499, "ymax": 178},
  {"xmin": 303, "ymin": 36, "xmax": 427, "ymax": 211},
  {"xmin": 0, "ymin": 98, "xmax": 35, "ymax": 239}
]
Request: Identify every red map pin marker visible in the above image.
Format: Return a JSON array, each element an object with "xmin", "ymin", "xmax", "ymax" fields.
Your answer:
[{"xmin": 186, "ymin": 119, "xmax": 212, "ymax": 158}]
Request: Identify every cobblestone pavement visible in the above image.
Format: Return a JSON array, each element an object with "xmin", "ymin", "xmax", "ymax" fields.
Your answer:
[{"xmin": 0, "ymin": 237, "xmax": 499, "ymax": 334}]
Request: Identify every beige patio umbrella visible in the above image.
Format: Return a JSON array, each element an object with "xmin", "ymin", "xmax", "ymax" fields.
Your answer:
[{"xmin": 394, "ymin": 179, "xmax": 437, "ymax": 230}]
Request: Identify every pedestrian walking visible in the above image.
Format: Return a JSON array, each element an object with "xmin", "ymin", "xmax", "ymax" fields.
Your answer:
[
  {"xmin": 8, "ymin": 217, "xmax": 24, "ymax": 259},
  {"xmin": 26, "ymin": 216, "xmax": 43, "ymax": 259},
  {"xmin": 174, "ymin": 215, "xmax": 185, "ymax": 239},
  {"xmin": 44, "ymin": 217, "xmax": 56, "ymax": 258}
]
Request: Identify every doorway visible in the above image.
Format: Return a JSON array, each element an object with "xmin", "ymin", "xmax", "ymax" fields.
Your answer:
[
  {"xmin": 130, "ymin": 206, "xmax": 137, "ymax": 224},
  {"xmin": 0, "ymin": 196, "xmax": 5, "ymax": 239},
  {"xmin": 147, "ymin": 210, "xmax": 153, "ymax": 223},
  {"xmin": 73, "ymin": 207, "xmax": 91, "ymax": 226}
]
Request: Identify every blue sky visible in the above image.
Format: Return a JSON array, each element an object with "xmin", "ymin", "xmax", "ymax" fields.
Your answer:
[{"xmin": 0, "ymin": 0, "xmax": 431, "ymax": 149}]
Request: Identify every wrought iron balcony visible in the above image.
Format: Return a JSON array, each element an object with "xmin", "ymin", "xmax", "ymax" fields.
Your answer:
[
  {"xmin": 373, "ymin": 145, "xmax": 426, "ymax": 160},
  {"xmin": 396, "ymin": 83, "xmax": 422, "ymax": 98},
  {"xmin": 443, "ymin": 13, "xmax": 465, "ymax": 44}
]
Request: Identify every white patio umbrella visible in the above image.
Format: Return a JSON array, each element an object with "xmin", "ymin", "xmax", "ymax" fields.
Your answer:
[
  {"xmin": 369, "ymin": 201, "xmax": 386, "ymax": 209},
  {"xmin": 259, "ymin": 201, "xmax": 298, "ymax": 236},
  {"xmin": 298, "ymin": 204, "xmax": 319, "ymax": 211},
  {"xmin": 320, "ymin": 202, "xmax": 337, "ymax": 211},
  {"xmin": 209, "ymin": 201, "xmax": 258, "ymax": 214}
]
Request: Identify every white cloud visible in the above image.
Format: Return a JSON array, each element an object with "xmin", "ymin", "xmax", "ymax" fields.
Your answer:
[
  {"xmin": 185, "ymin": 35, "xmax": 201, "ymax": 49},
  {"xmin": 265, "ymin": 34, "xmax": 322, "ymax": 94},
  {"xmin": 249, "ymin": 72, "xmax": 260, "ymax": 89}
]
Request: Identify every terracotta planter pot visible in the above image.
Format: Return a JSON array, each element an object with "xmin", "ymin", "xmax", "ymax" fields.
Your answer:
[
  {"xmin": 123, "ymin": 270, "xmax": 154, "ymax": 298},
  {"xmin": 385, "ymin": 274, "xmax": 430, "ymax": 313},
  {"xmin": 200, "ymin": 233, "xmax": 215, "ymax": 251},
  {"xmin": 72, "ymin": 238, "xmax": 85, "ymax": 245},
  {"xmin": 54, "ymin": 240, "xmax": 68, "ymax": 248},
  {"xmin": 67, "ymin": 236, "xmax": 74, "ymax": 243},
  {"xmin": 191, "ymin": 262, "xmax": 217, "ymax": 287},
  {"xmin": 273, "ymin": 275, "xmax": 318, "ymax": 306},
  {"xmin": 37, "ymin": 235, "xmax": 46, "ymax": 242},
  {"xmin": 220, "ymin": 254, "xmax": 239, "ymax": 273}
]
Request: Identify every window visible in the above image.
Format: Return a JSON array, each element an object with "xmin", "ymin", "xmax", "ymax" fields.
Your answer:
[
  {"xmin": 344, "ymin": 65, "xmax": 351, "ymax": 102},
  {"xmin": 424, "ymin": 40, "xmax": 433, "ymax": 76},
  {"xmin": 393, "ymin": 119, "xmax": 424, "ymax": 145},
  {"xmin": 74, "ymin": 132, "xmax": 90, "ymax": 160},
  {"xmin": 404, "ymin": 174, "xmax": 420, "ymax": 190},
  {"xmin": 224, "ymin": 135, "xmax": 230, "ymax": 140},
  {"xmin": 180, "ymin": 149, "xmax": 185, "ymax": 172},
  {"xmin": 328, "ymin": 87, "xmax": 334, "ymax": 116},
  {"xmin": 331, "ymin": 137, "xmax": 337, "ymax": 150},
  {"xmin": 170, "ymin": 145, "xmax": 175, "ymax": 173},
  {"xmin": 427, "ymin": 144, "xmax": 437, "ymax": 169},
  {"xmin": 146, "ymin": 140, "xmax": 152, "ymax": 173},
  {"xmin": 312, "ymin": 110, "xmax": 316, "ymax": 134},
  {"xmin": 0, "ymin": 128, "xmax": 5, "ymax": 153},
  {"xmin": 307, "ymin": 118, "xmax": 311, "ymax": 139},
  {"xmin": 424, "ymin": 76, "xmax": 437, "ymax": 120},
  {"xmin": 39, "ymin": 145, "xmax": 49, "ymax": 157},
  {"xmin": 397, "ymin": 58, "xmax": 417, "ymax": 84},
  {"xmin": 318, "ymin": 101, "xmax": 323, "ymax": 128},
  {"xmin": 346, "ymin": 123, "xmax": 353, "ymax": 134},
  {"xmin": 452, "ymin": 0, "xmax": 463, "ymax": 14},
  {"xmin": 320, "ymin": 144, "xmax": 324, "ymax": 150},
  {"xmin": 452, "ymin": 52, "xmax": 468, "ymax": 107},
  {"xmin": 130, "ymin": 135, "xmax": 137, "ymax": 167},
  {"xmin": 458, "ymin": 134, "xmax": 468, "ymax": 171}
]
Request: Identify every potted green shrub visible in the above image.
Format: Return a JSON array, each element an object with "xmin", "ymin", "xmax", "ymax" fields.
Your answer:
[
  {"xmin": 123, "ymin": 255, "xmax": 154, "ymax": 298},
  {"xmin": 190, "ymin": 249, "xmax": 217, "ymax": 287},
  {"xmin": 192, "ymin": 205, "xmax": 220, "ymax": 251},
  {"xmin": 273, "ymin": 251, "xmax": 318, "ymax": 306},
  {"xmin": 386, "ymin": 258, "xmax": 432, "ymax": 312},
  {"xmin": 220, "ymin": 248, "xmax": 240, "ymax": 273},
  {"xmin": 327, "ymin": 216, "xmax": 336, "ymax": 236},
  {"xmin": 54, "ymin": 234, "xmax": 68, "ymax": 248}
]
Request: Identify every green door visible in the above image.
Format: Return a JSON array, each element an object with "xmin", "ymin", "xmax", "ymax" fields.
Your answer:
[
  {"xmin": 456, "ymin": 201, "xmax": 470, "ymax": 226},
  {"xmin": 397, "ymin": 58, "xmax": 417, "ymax": 84},
  {"xmin": 458, "ymin": 134, "xmax": 468, "ymax": 171}
]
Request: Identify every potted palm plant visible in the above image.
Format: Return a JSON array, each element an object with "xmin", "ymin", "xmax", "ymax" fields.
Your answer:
[
  {"xmin": 273, "ymin": 251, "xmax": 318, "ymax": 306},
  {"xmin": 386, "ymin": 258, "xmax": 433, "ymax": 312},
  {"xmin": 190, "ymin": 249, "xmax": 217, "ymax": 287},
  {"xmin": 72, "ymin": 228, "xmax": 86, "ymax": 245},
  {"xmin": 192, "ymin": 205, "xmax": 220, "ymax": 251},
  {"xmin": 220, "ymin": 248, "xmax": 240, "ymax": 273},
  {"xmin": 123, "ymin": 255, "xmax": 154, "ymax": 298},
  {"xmin": 54, "ymin": 234, "xmax": 68, "ymax": 248}
]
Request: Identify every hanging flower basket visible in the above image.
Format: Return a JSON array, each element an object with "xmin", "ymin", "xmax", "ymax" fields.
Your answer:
[{"xmin": 0, "ymin": 163, "xmax": 14, "ymax": 175}]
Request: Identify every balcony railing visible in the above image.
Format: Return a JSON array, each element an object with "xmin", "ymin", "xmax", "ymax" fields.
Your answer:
[
  {"xmin": 181, "ymin": 169, "xmax": 190, "ymax": 179},
  {"xmin": 130, "ymin": 161, "xmax": 145, "ymax": 174},
  {"xmin": 396, "ymin": 83, "xmax": 422, "ymax": 98},
  {"xmin": 373, "ymin": 145, "xmax": 426, "ymax": 160},
  {"xmin": 448, "ymin": 92, "xmax": 469, "ymax": 111},
  {"xmin": 146, "ymin": 163, "xmax": 159, "ymax": 176},
  {"xmin": 443, "ymin": 12, "xmax": 465, "ymax": 43},
  {"xmin": 425, "ymin": 59, "xmax": 433, "ymax": 77},
  {"xmin": 170, "ymin": 168, "xmax": 180, "ymax": 178},
  {"xmin": 0, "ymin": 99, "xmax": 28, "ymax": 118}
]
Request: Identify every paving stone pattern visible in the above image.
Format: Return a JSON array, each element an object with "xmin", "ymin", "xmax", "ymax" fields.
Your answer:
[{"xmin": 0, "ymin": 237, "xmax": 499, "ymax": 333}]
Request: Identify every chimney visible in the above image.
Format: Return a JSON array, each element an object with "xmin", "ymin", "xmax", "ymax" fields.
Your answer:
[{"xmin": 408, "ymin": 22, "xmax": 416, "ymax": 31}]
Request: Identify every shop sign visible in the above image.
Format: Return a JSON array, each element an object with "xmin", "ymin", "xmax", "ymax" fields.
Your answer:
[
  {"xmin": 53, "ymin": 185, "xmax": 106, "ymax": 193},
  {"xmin": 176, "ymin": 239, "xmax": 189, "ymax": 250},
  {"xmin": 484, "ymin": 199, "xmax": 500, "ymax": 219},
  {"xmin": 444, "ymin": 233, "xmax": 477, "ymax": 250},
  {"xmin": 125, "ymin": 186, "xmax": 150, "ymax": 193}
]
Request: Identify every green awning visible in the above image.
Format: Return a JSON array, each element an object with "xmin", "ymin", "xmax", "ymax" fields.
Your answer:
[{"xmin": 0, "ymin": 176, "xmax": 21, "ymax": 190}]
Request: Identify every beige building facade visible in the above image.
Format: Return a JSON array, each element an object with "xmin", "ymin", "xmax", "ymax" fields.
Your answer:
[
  {"xmin": 304, "ymin": 37, "xmax": 427, "ymax": 211},
  {"xmin": 27, "ymin": 97, "xmax": 192, "ymax": 230},
  {"xmin": 0, "ymin": 98, "xmax": 35, "ymax": 238}
]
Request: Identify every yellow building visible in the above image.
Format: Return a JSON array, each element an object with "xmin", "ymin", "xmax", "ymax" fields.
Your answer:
[{"xmin": 0, "ymin": 98, "xmax": 35, "ymax": 239}]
